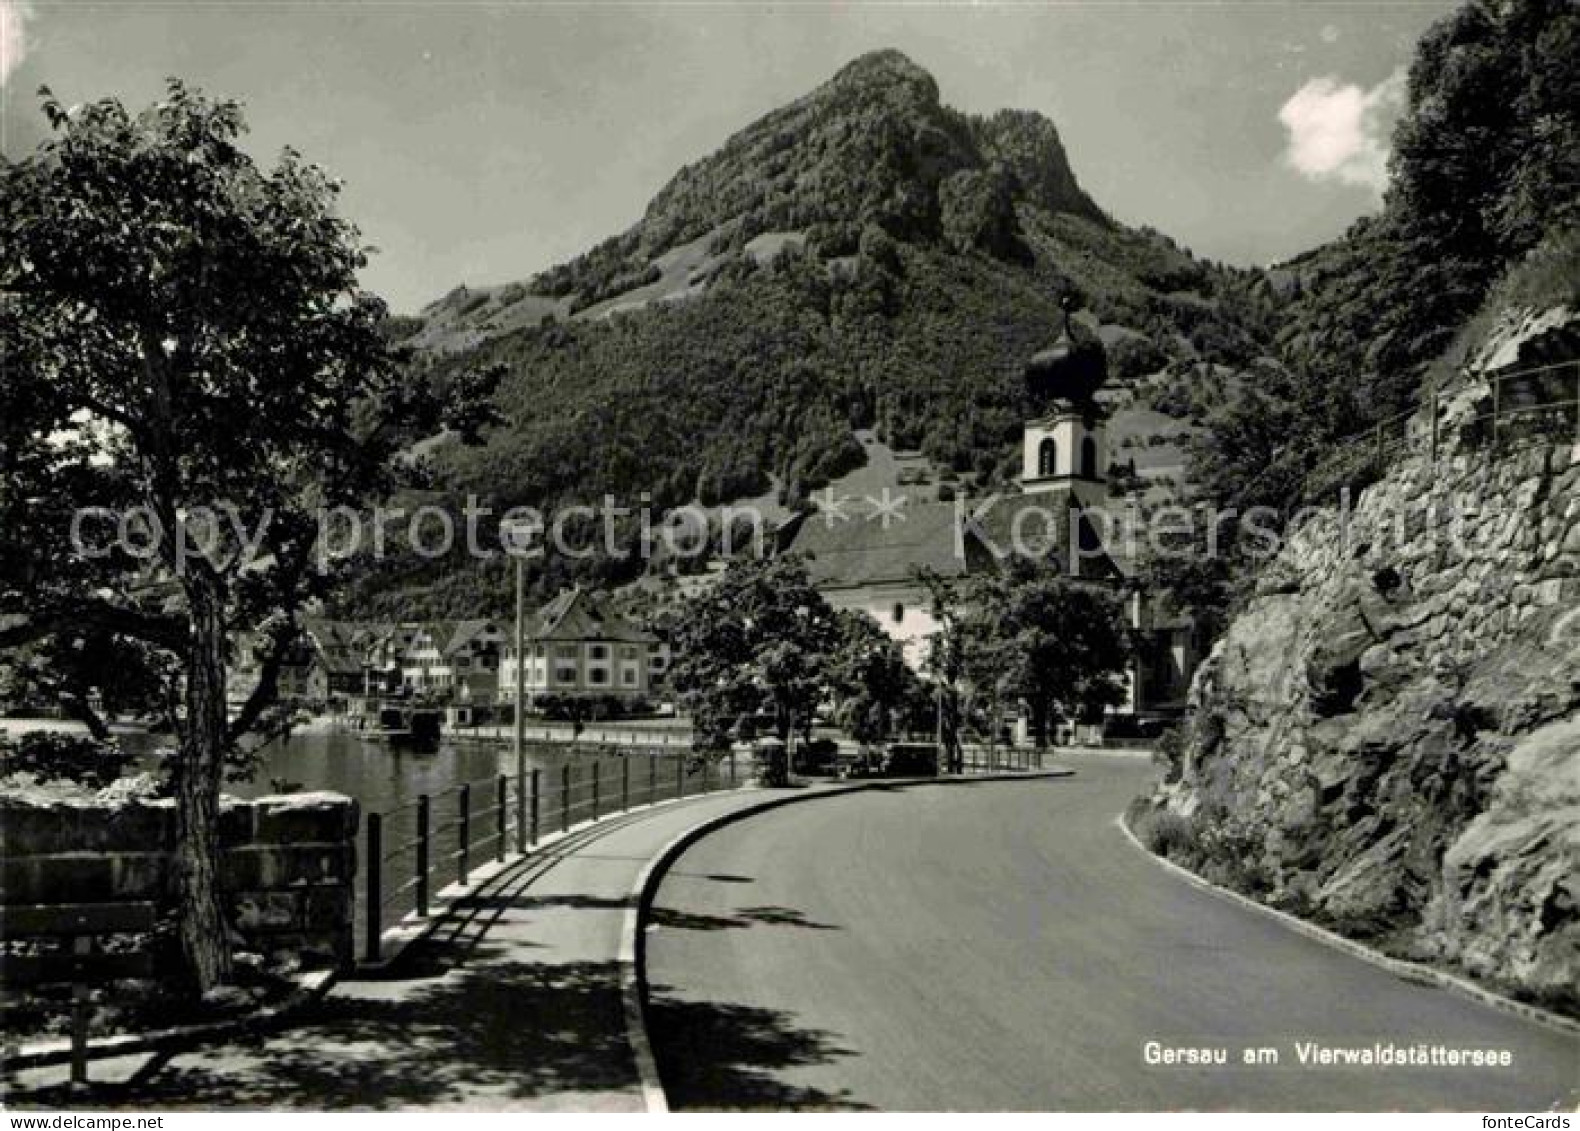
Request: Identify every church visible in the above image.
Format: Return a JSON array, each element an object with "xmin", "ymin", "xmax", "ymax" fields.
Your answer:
[{"xmin": 782, "ymin": 308, "xmax": 1198, "ymax": 730}]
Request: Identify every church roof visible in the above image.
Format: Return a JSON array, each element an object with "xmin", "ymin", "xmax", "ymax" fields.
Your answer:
[
  {"xmin": 784, "ymin": 490, "xmax": 1123, "ymax": 589},
  {"xmin": 787, "ymin": 499, "xmax": 970, "ymax": 588}
]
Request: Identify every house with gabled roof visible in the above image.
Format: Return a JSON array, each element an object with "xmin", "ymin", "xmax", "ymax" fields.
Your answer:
[
  {"xmin": 399, "ymin": 618, "xmax": 506, "ymax": 701},
  {"xmin": 499, "ymin": 588, "xmax": 666, "ymax": 704}
]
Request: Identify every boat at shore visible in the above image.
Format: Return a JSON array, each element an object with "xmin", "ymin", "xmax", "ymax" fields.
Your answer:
[{"xmin": 356, "ymin": 702, "xmax": 443, "ymax": 750}]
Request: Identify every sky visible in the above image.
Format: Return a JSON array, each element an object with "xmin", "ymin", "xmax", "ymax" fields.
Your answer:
[{"xmin": 0, "ymin": 1, "xmax": 1461, "ymax": 313}]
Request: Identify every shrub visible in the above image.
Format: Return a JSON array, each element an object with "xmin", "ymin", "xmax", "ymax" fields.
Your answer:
[
  {"xmin": 0, "ymin": 731, "xmax": 134, "ymax": 788},
  {"xmin": 1131, "ymin": 803, "xmax": 1195, "ymax": 860}
]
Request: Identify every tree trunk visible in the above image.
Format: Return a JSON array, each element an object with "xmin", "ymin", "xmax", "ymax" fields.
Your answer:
[
  {"xmin": 170, "ymin": 579, "xmax": 234, "ymax": 991},
  {"xmin": 940, "ymin": 684, "xmax": 962, "ymax": 773},
  {"xmin": 1029, "ymin": 699, "xmax": 1050, "ymax": 750}
]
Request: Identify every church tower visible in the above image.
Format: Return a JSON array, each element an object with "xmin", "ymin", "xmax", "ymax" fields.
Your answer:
[
  {"xmin": 1020, "ymin": 302, "xmax": 1108, "ymax": 494},
  {"xmin": 1022, "ymin": 404, "xmax": 1106, "ymax": 492}
]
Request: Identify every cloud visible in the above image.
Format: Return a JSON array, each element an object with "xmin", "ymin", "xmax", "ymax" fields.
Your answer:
[
  {"xmin": 0, "ymin": 0, "xmax": 34, "ymax": 86},
  {"xmin": 1278, "ymin": 67, "xmax": 1406, "ymax": 194}
]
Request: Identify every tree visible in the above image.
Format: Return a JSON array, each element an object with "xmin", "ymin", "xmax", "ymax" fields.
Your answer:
[
  {"xmin": 0, "ymin": 82, "xmax": 499, "ymax": 990},
  {"xmin": 666, "ymin": 556, "xmax": 841, "ymax": 751},
  {"xmin": 960, "ymin": 563, "xmax": 1132, "ymax": 749},
  {"xmin": 827, "ymin": 609, "xmax": 924, "ymax": 745}
]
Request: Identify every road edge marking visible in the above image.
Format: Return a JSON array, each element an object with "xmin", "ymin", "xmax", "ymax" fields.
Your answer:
[
  {"xmin": 1113, "ymin": 811, "xmax": 1580, "ymax": 1038},
  {"xmin": 620, "ymin": 770, "xmax": 1075, "ymax": 1112}
]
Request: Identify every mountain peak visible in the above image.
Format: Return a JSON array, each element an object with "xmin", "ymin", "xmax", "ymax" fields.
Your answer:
[
  {"xmin": 827, "ymin": 49, "xmax": 940, "ymax": 104},
  {"xmin": 416, "ymin": 47, "xmax": 1108, "ymax": 341}
]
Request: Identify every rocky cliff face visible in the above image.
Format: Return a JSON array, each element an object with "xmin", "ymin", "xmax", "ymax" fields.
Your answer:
[{"xmin": 1136, "ymin": 307, "xmax": 1580, "ymax": 1014}]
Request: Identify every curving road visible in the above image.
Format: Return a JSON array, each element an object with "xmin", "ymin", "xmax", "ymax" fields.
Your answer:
[{"xmin": 644, "ymin": 753, "xmax": 1579, "ymax": 1111}]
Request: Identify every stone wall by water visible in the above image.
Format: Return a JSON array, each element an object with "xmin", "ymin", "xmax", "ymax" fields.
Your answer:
[
  {"xmin": 1137, "ymin": 309, "xmax": 1579, "ymax": 1013},
  {"xmin": 0, "ymin": 791, "xmax": 357, "ymax": 970}
]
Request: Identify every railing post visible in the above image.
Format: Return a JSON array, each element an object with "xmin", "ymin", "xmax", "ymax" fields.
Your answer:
[
  {"xmin": 458, "ymin": 782, "xmax": 471, "ymax": 887},
  {"xmin": 530, "ymin": 768, "xmax": 541, "ymax": 846},
  {"xmin": 561, "ymin": 762, "xmax": 571, "ymax": 830},
  {"xmin": 71, "ymin": 942, "xmax": 89, "ymax": 1085},
  {"xmin": 592, "ymin": 760, "xmax": 601, "ymax": 821},
  {"xmin": 516, "ymin": 761, "xmax": 527, "ymax": 854},
  {"xmin": 622, "ymin": 756, "xmax": 630, "ymax": 812},
  {"xmin": 365, "ymin": 811, "xmax": 383, "ymax": 962},
  {"xmin": 416, "ymin": 794, "xmax": 430, "ymax": 917},
  {"xmin": 496, "ymin": 775, "xmax": 507, "ymax": 863},
  {"xmin": 649, "ymin": 751, "xmax": 657, "ymax": 802}
]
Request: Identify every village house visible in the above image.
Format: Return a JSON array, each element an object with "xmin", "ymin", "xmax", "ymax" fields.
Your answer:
[
  {"xmin": 398, "ymin": 619, "xmax": 507, "ymax": 701},
  {"xmin": 498, "ymin": 588, "xmax": 667, "ymax": 705}
]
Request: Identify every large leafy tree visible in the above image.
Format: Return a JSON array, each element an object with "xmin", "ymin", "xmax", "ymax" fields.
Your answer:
[
  {"xmin": 957, "ymin": 563, "xmax": 1132, "ymax": 749},
  {"xmin": 828, "ymin": 609, "xmax": 925, "ymax": 745},
  {"xmin": 0, "ymin": 82, "xmax": 498, "ymax": 989},
  {"xmin": 666, "ymin": 556, "xmax": 841, "ymax": 751}
]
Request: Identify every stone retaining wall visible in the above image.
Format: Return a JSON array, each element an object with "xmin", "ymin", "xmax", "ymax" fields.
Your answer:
[
  {"xmin": 1139, "ymin": 307, "xmax": 1579, "ymax": 1013},
  {"xmin": 0, "ymin": 791, "xmax": 357, "ymax": 970}
]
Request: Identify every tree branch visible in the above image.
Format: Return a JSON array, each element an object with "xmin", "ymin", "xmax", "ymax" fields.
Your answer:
[
  {"xmin": 0, "ymin": 600, "xmax": 187, "ymax": 653},
  {"xmin": 225, "ymin": 620, "xmax": 298, "ymax": 745}
]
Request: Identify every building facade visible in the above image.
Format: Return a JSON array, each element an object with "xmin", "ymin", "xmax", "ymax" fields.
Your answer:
[{"xmin": 498, "ymin": 588, "xmax": 667, "ymax": 704}]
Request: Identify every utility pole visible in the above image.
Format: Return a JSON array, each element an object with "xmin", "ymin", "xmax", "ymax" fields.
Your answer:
[
  {"xmin": 501, "ymin": 519, "xmax": 532, "ymax": 852},
  {"xmin": 514, "ymin": 552, "xmax": 526, "ymax": 818}
]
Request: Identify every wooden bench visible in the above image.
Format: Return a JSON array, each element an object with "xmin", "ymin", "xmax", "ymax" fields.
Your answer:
[{"xmin": 1, "ymin": 901, "xmax": 157, "ymax": 1085}]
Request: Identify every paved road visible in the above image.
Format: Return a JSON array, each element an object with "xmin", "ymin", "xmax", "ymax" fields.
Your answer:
[{"xmin": 645, "ymin": 753, "xmax": 1579, "ymax": 1111}]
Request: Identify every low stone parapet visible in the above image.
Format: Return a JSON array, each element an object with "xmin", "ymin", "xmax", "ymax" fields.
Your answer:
[{"xmin": 0, "ymin": 791, "xmax": 358, "ymax": 971}]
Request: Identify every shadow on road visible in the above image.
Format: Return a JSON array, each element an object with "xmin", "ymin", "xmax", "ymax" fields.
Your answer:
[
  {"xmin": 646, "ymin": 988, "xmax": 869, "ymax": 1110},
  {"xmin": 650, "ymin": 904, "xmax": 839, "ymax": 932}
]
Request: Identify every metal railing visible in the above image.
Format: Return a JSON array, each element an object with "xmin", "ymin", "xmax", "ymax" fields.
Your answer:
[
  {"xmin": 957, "ymin": 745, "xmax": 1046, "ymax": 773},
  {"xmin": 1300, "ymin": 359, "xmax": 1580, "ymax": 504},
  {"xmin": 360, "ymin": 747, "xmax": 740, "ymax": 962}
]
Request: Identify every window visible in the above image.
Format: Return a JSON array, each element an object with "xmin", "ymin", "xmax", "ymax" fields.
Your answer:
[
  {"xmin": 589, "ymin": 644, "xmax": 608, "ymax": 660},
  {"xmin": 589, "ymin": 667, "xmax": 607, "ymax": 685},
  {"xmin": 1081, "ymin": 436, "xmax": 1097, "ymax": 478},
  {"xmin": 622, "ymin": 668, "xmax": 637, "ymax": 686},
  {"xmin": 1038, "ymin": 437, "xmax": 1057, "ymax": 477},
  {"xmin": 892, "ymin": 602, "xmax": 905, "ymax": 624}
]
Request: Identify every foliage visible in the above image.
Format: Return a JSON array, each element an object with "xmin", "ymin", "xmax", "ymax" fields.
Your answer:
[
  {"xmin": 1130, "ymin": 802, "xmax": 1194, "ymax": 859},
  {"xmin": 664, "ymin": 556, "xmax": 841, "ymax": 750},
  {"xmin": 827, "ymin": 610, "xmax": 927, "ymax": 744},
  {"xmin": 533, "ymin": 692, "xmax": 651, "ymax": 722},
  {"xmin": 958, "ymin": 561, "xmax": 1132, "ymax": 747},
  {"xmin": 0, "ymin": 731, "xmax": 135, "ymax": 789},
  {"xmin": 0, "ymin": 633, "xmax": 173, "ymax": 740}
]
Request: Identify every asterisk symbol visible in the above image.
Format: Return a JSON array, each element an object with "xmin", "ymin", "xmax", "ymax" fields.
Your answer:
[
  {"xmin": 813, "ymin": 487, "xmax": 853, "ymax": 528},
  {"xmin": 865, "ymin": 488, "xmax": 908, "ymax": 529}
]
